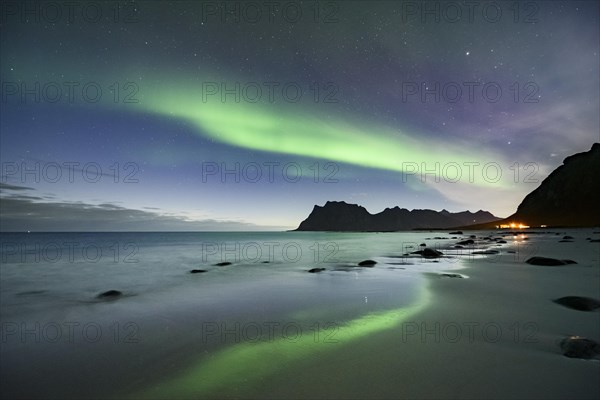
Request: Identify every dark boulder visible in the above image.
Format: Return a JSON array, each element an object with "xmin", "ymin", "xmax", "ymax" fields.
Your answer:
[
  {"xmin": 412, "ymin": 248, "xmax": 443, "ymax": 258},
  {"xmin": 525, "ymin": 257, "xmax": 577, "ymax": 266},
  {"xmin": 96, "ymin": 290, "xmax": 122, "ymax": 299},
  {"xmin": 560, "ymin": 336, "xmax": 600, "ymax": 359},
  {"xmin": 358, "ymin": 260, "xmax": 377, "ymax": 267},
  {"xmin": 553, "ymin": 296, "xmax": 600, "ymax": 311},
  {"xmin": 214, "ymin": 262, "xmax": 232, "ymax": 266},
  {"xmin": 190, "ymin": 269, "xmax": 207, "ymax": 274},
  {"xmin": 456, "ymin": 239, "xmax": 474, "ymax": 245},
  {"xmin": 449, "ymin": 231, "xmax": 463, "ymax": 234},
  {"xmin": 308, "ymin": 267, "xmax": 326, "ymax": 273}
]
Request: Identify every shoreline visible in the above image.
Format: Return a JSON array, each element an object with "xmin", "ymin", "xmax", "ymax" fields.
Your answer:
[
  {"xmin": 257, "ymin": 230, "xmax": 600, "ymax": 399},
  {"xmin": 2, "ymin": 230, "xmax": 598, "ymax": 399}
]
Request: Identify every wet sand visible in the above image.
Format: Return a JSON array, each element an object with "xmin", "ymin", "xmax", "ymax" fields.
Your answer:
[{"xmin": 141, "ymin": 230, "xmax": 600, "ymax": 399}]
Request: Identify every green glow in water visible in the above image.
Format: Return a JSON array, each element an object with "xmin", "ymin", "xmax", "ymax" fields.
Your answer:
[{"xmin": 137, "ymin": 286, "xmax": 430, "ymax": 399}]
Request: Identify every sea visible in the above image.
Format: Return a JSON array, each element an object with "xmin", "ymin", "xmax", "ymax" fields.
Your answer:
[{"xmin": 0, "ymin": 231, "xmax": 490, "ymax": 399}]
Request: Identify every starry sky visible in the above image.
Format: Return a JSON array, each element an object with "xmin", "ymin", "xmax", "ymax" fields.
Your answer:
[{"xmin": 1, "ymin": 1, "xmax": 599, "ymax": 231}]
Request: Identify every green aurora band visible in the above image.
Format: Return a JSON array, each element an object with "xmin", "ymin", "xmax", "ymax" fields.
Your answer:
[
  {"xmin": 2, "ymin": 66, "xmax": 515, "ymax": 191},
  {"xmin": 125, "ymin": 76, "xmax": 514, "ymax": 190}
]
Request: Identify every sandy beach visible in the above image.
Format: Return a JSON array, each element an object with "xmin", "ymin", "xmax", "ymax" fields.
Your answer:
[
  {"xmin": 136, "ymin": 230, "xmax": 599, "ymax": 399},
  {"xmin": 265, "ymin": 231, "xmax": 600, "ymax": 399}
]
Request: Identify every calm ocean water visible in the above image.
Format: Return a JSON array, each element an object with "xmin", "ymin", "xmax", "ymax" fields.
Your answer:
[{"xmin": 1, "ymin": 231, "xmax": 471, "ymax": 399}]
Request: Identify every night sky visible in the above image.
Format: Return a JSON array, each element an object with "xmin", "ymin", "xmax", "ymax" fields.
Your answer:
[{"xmin": 1, "ymin": 1, "xmax": 599, "ymax": 231}]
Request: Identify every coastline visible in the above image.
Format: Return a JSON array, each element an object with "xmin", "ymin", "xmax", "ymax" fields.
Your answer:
[
  {"xmin": 155, "ymin": 229, "xmax": 599, "ymax": 400},
  {"xmin": 257, "ymin": 229, "xmax": 600, "ymax": 399},
  {"xmin": 2, "ymin": 230, "xmax": 598, "ymax": 399}
]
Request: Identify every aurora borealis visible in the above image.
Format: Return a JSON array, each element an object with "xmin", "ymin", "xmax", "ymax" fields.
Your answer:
[{"xmin": 1, "ymin": 1, "xmax": 599, "ymax": 230}]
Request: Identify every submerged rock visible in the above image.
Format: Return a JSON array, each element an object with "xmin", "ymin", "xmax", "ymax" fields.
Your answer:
[
  {"xmin": 189, "ymin": 269, "xmax": 207, "ymax": 274},
  {"xmin": 419, "ymin": 243, "xmax": 427, "ymax": 247},
  {"xmin": 411, "ymin": 248, "xmax": 443, "ymax": 258},
  {"xmin": 560, "ymin": 336, "xmax": 600, "ymax": 359},
  {"xmin": 563, "ymin": 235, "xmax": 574, "ymax": 240},
  {"xmin": 525, "ymin": 257, "xmax": 577, "ymax": 266},
  {"xmin": 214, "ymin": 262, "xmax": 232, "ymax": 266},
  {"xmin": 308, "ymin": 267, "xmax": 326, "ymax": 273},
  {"xmin": 456, "ymin": 239, "xmax": 474, "ymax": 245},
  {"xmin": 358, "ymin": 259, "xmax": 377, "ymax": 267},
  {"xmin": 449, "ymin": 231, "xmax": 463, "ymax": 235},
  {"xmin": 96, "ymin": 290, "xmax": 122, "ymax": 299},
  {"xmin": 471, "ymin": 250, "xmax": 500, "ymax": 255},
  {"xmin": 440, "ymin": 273, "xmax": 463, "ymax": 278},
  {"xmin": 553, "ymin": 296, "xmax": 600, "ymax": 311}
]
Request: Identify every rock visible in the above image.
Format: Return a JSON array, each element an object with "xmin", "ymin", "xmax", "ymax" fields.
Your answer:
[
  {"xmin": 563, "ymin": 235, "xmax": 574, "ymax": 239},
  {"xmin": 525, "ymin": 257, "xmax": 578, "ymax": 266},
  {"xmin": 456, "ymin": 239, "xmax": 474, "ymax": 245},
  {"xmin": 560, "ymin": 336, "xmax": 600, "ymax": 359},
  {"xmin": 214, "ymin": 262, "xmax": 232, "ymax": 266},
  {"xmin": 449, "ymin": 231, "xmax": 463, "ymax": 234},
  {"xmin": 440, "ymin": 273, "xmax": 463, "ymax": 278},
  {"xmin": 590, "ymin": 239, "xmax": 600, "ymax": 243},
  {"xmin": 96, "ymin": 290, "xmax": 122, "ymax": 299},
  {"xmin": 453, "ymin": 245, "xmax": 464, "ymax": 249},
  {"xmin": 261, "ymin": 261, "xmax": 270, "ymax": 263},
  {"xmin": 190, "ymin": 269, "xmax": 207, "ymax": 274},
  {"xmin": 496, "ymin": 240, "xmax": 507, "ymax": 244},
  {"xmin": 471, "ymin": 250, "xmax": 500, "ymax": 255},
  {"xmin": 469, "ymin": 235, "xmax": 477, "ymax": 239},
  {"xmin": 411, "ymin": 248, "xmax": 443, "ymax": 258},
  {"xmin": 559, "ymin": 240, "xmax": 573, "ymax": 243},
  {"xmin": 358, "ymin": 259, "xmax": 377, "ymax": 267},
  {"xmin": 553, "ymin": 296, "xmax": 600, "ymax": 311},
  {"xmin": 308, "ymin": 267, "xmax": 326, "ymax": 273},
  {"xmin": 419, "ymin": 243, "xmax": 427, "ymax": 247}
]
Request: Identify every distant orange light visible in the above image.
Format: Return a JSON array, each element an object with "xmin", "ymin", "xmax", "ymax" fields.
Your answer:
[{"xmin": 497, "ymin": 222, "xmax": 529, "ymax": 229}]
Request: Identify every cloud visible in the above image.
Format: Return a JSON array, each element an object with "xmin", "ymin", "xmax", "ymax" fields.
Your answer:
[
  {"xmin": 0, "ymin": 182, "xmax": 34, "ymax": 191},
  {"xmin": 0, "ymin": 184, "xmax": 282, "ymax": 232}
]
